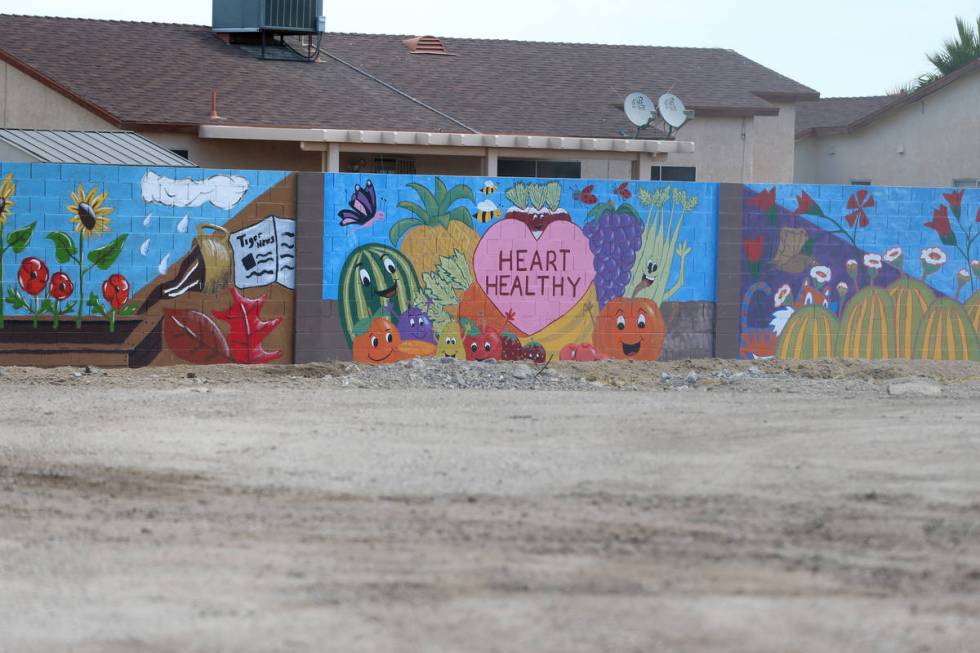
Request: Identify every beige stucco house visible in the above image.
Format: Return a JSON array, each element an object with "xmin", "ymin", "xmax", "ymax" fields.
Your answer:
[
  {"xmin": 795, "ymin": 60, "xmax": 980, "ymax": 187},
  {"xmin": 0, "ymin": 13, "xmax": 818, "ymax": 183}
]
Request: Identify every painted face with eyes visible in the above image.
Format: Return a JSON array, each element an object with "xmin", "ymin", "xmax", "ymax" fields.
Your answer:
[
  {"xmin": 592, "ymin": 298, "xmax": 666, "ymax": 361},
  {"xmin": 397, "ymin": 307, "xmax": 437, "ymax": 344},
  {"xmin": 352, "ymin": 318, "xmax": 405, "ymax": 365},
  {"xmin": 436, "ymin": 322, "xmax": 465, "ymax": 359}
]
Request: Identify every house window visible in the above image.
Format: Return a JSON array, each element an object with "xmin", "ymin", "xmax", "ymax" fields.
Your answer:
[
  {"xmin": 651, "ymin": 166, "xmax": 696, "ymax": 182},
  {"xmin": 850, "ymin": 179, "xmax": 872, "ymax": 186},
  {"xmin": 373, "ymin": 156, "xmax": 417, "ymax": 175},
  {"xmin": 498, "ymin": 159, "xmax": 582, "ymax": 179},
  {"xmin": 953, "ymin": 179, "xmax": 980, "ymax": 188},
  {"xmin": 170, "ymin": 149, "xmax": 190, "ymax": 160}
]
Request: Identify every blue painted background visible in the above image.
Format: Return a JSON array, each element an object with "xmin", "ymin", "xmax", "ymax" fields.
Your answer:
[
  {"xmin": 0, "ymin": 163, "xmax": 286, "ymax": 314},
  {"xmin": 323, "ymin": 173, "xmax": 720, "ymax": 303}
]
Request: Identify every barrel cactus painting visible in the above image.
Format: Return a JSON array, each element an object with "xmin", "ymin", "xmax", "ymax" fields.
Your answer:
[
  {"xmin": 776, "ymin": 306, "xmax": 840, "ymax": 360},
  {"xmin": 886, "ymin": 278, "xmax": 934, "ymax": 359},
  {"xmin": 913, "ymin": 298, "xmax": 980, "ymax": 361},
  {"xmin": 339, "ymin": 244, "xmax": 421, "ymax": 347},
  {"xmin": 839, "ymin": 287, "xmax": 897, "ymax": 359},
  {"xmin": 966, "ymin": 291, "xmax": 980, "ymax": 336}
]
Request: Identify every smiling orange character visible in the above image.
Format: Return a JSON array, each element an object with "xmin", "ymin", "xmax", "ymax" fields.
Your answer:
[
  {"xmin": 352, "ymin": 317, "xmax": 436, "ymax": 365},
  {"xmin": 592, "ymin": 298, "xmax": 666, "ymax": 361}
]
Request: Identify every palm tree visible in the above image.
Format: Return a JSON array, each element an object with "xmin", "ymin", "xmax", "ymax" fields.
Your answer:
[{"xmin": 916, "ymin": 15, "xmax": 980, "ymax": 88}]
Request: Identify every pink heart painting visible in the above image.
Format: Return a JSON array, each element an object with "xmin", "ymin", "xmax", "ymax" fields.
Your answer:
[{"xmin": 473, "ymin": 220, "xmax": 596, "ymax": 335}]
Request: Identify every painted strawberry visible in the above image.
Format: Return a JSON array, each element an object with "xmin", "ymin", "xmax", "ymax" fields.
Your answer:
[
  {"xmin": 521, "ymin": 341, "xmax": 547, "ymax": 365},
  {"xmin": 501, "ymin": 332, "xmax": 523, "ymax": 361}
]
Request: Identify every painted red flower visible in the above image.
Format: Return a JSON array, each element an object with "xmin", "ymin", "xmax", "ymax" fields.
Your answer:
[
  {"xmin": 749, "ymin": 187, "xmax": 776, "ymax": 213},
  {"xmin": 793, "ymin": 191, "xmax": 825, "ymax": 218},
  {"xmin": 743, "ymin": 235, "xmax": 765, "ymax": 263},
  {"xmin": 976, "ymin": 206, "xmax": 980, "ymax": 224},
  {"xmin": 924, "ymin": 205, "xmax": 957, "ymax": 246},
  {"xmin": 49, "ymin": 272, "xmax": 74, "ymax": 301},
  {"xmin": 943, "ymin": 190, "xmax": 965, "ymax": 219},
  {"xmin": 845, "ymin": 190, "xmax": 874, "ymax": 228},
  {"xmin": 18, "ymin": 257, "xmax": 49, "ymax": 296},
  {"xmin": 102, "ymin": 273, "xmax": 130, "ymax": 311}
]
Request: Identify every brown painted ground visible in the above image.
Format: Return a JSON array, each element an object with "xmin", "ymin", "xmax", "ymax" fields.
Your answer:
[{"xmin": 1, "ymin": 360, "xmax": 978, "ymax": 653}]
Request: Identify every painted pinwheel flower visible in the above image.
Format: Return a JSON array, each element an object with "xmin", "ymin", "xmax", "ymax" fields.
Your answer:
[
  {"xmin": 845, "ymin": 190, "xmax": 874, "ymax": 229},
  {"xmin": 67, "ymin": 184, "xmax": 113, "ymax": 240}
]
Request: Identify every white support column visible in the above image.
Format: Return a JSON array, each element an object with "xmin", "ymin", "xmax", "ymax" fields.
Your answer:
[
  {"xmin": 484, "ymin": 148, "xmax": 499, "ymax": 177},
  {"xmin": 326, "ymin": 143, "xmax": 341, "ymax": 173}
]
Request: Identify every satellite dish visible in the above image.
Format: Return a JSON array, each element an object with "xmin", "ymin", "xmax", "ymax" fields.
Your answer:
[
  {"xmin": 624, "ymin": 93, "xmax": 657, "ymax": 128},
  {"xmin": 658, "ymin": 93, "xmax": 688, "ymax": 129}
]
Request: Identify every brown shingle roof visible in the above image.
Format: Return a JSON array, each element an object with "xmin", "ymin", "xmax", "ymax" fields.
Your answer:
[
  {"xmin": 795, "ymin": 95, "xmax": 899, "ymax": 138},
  {"xmin": 0, "ymin": 14, "xmax": 819, "ymax": 137}
]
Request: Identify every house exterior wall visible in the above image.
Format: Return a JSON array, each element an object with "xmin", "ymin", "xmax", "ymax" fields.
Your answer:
[
  {"xmin": 795, "ymin": 71, "xmax": 980, "ymax": 187},
  {"xmin": 0, "ymin": 62, "xmax": 115, "ymax": 131},
  {"xmin": 751, "ymin": 103, "xmax": 796, "ymax": 183}
]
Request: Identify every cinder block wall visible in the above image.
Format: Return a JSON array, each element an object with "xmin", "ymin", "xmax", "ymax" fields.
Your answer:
[{"xmin": 2, "ymin": 162, "xmax": 978, "ymax": 366}]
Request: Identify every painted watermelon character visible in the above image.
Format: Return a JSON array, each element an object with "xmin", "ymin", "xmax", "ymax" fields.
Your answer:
[
  {"xmin": 397, "ymin": 306, "xmax": 436, "ymax": 344},
  {"xmin": 339, "ymin": 244, "xmax": 421, "ymax": 348}
]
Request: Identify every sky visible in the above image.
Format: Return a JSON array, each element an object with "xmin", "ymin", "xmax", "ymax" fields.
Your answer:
[{"xmin": 0, "ymin": 0, "xmax": 977, "ymax": 97}]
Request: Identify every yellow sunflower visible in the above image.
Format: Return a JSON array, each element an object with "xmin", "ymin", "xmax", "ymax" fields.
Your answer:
[
  {"xmin": 0, "ymin": 173, "xmax": 15, "ymax": 227},
  {"xmin": 67, "ymin": 184, "xmax": 113, "ymax": 240}
]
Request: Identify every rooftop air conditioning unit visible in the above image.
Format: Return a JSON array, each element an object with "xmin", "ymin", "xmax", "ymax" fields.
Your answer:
[{"xmin": 213, "ymin": 0, "xmax": 325, "ymax": 34}]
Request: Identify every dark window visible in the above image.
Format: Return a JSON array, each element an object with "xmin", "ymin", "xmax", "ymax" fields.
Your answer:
[
  {"xmin": 850, "ymin": 179, "xmax": 872, "ymax": 186},
  {"xmin": 651, "ymin": 166, "xmax": 696, "ymax": 182},
  {"xmin": 373, "ymin": 156, "xmax": 416, "ymax": 175},
  {"xmin": 499, "ymin": 159, "xmax": 581, "ymax": 179},
  {"xmin": 170, "ymin": 149, "xmax": 190, "ymax": 160}
]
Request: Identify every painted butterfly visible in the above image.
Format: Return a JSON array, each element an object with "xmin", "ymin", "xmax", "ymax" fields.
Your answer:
[
  {"xmin": 614, "ymin": 182, "xmax": 632, "ymax": 200},
  {"xmin": 573, "ymin": 184, "xmax": 598, "ymax": 205},
  {"xmin": 338, "ymin": 180, "xmax": 386, "ymax": 228}
]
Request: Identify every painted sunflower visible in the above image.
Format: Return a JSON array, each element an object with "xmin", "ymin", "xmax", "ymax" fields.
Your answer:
[
  {"xmin": 0, "ymin": 173, "xmax": 15, "ymax": 227},
  {"xmin": 67, "ymin": 184, "xmax": 112, "ymax": 239}
]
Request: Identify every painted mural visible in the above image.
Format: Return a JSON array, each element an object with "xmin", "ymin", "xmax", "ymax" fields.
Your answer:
[
  {"xmin": 740, "ymin": 185, "xmax": 980, "ymax": 361},
  {"xmin": 324, "ymin": 174, "xmax": 718, "ymax": 365},
  {"xmin": 0, "ymin": 164, "xmax": 294, "ymax": 367}
]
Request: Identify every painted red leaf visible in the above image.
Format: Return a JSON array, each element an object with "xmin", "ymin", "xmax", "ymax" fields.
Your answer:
[
  {"xmin": 212, "ymin": 287, "xmax": 283, "ymax": 364},
  {"xmin": 163, "ymin": 309, "xmax": 234, "ymax": 365}
]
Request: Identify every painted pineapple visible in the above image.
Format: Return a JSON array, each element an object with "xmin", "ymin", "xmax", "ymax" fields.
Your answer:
[
  {"xmin": 389, "ymin": 178, "xmax": 479, "ymax": 279},
  {"xmin": 339, "ymin": 244, "xmax": 421, "ymax": 348}
]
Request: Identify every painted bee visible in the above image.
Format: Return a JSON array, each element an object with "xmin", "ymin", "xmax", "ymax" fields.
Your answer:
[
  {"xmin": 475, "ymin": 199, "xmax": 502, "ymax": 223},
  {"xmin": 481, "ymin": 180, "xmax": 498, "ymax": 196}
]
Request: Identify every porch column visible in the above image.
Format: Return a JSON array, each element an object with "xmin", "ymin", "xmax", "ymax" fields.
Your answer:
[{"xmin": 484, "ymin": 148, "xmax": 499, "ymax": 177}]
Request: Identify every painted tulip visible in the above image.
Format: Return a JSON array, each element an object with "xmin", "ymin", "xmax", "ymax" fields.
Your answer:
[
  {"xmin": 49, "ymin": 272, "xmax": 74, "ymax": 301},
  {"xmin": 925, "ymin": 205, "xmax": 957, "ymax": 246},
  {"xmin": 943, "ymin": 190, "xmax": 964, "ymax": 218},
  {"xmin": 102, "ymin": 273, "xmax": 130, "ymax": 310},
  {"xmin": 18, "ymin": 257, "xmax": 49, "ymax": 296}
]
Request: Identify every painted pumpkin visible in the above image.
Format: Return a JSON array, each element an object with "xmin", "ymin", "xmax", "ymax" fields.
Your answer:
[
  {"xmin": 776, "ymin": 306, "xmax": 839, "ymax": 360},
  {"xmin": 592, "ymin": 297, "xmax": 665, "ymax": 361},
  {"xmin": 887, "ymin": 278, "xmax": 934, "ymax": 359},
  {"xmin": 838, "ymin": 287, "xmax": 897, "ymax": 359},
  {"xmin": 339, "ymin": 244, "xmax": 421, "ymax": 348},
  {"xmin": 913, "ymin": 298, "xmax": 980, "ymax": 361},
  {"xmin": 352, "ymin": 317, "xmax": 435, "ymax": 365}
]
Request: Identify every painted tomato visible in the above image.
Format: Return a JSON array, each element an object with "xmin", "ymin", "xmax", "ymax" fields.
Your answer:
[
  {"xmin": 49, "ymin": 272, "xmax": 74, "ymax": 301},
  {"xmin": 102, "ymin": 273, "xmax": 130, "ymax": 310},
  {"xmin": 18, "ymin": 257, "xmax": 49, "ymax": 296},
  {"xmin": 464, "ymin": 327, "xmax": 503, "ymax": 362},
  {"xmin": 559, "ymin": 343, "xmax": 607, "ymax": 362},
  {"xmin": 592, "ymin": 297, "xmax": 666, "ymax": 361}
]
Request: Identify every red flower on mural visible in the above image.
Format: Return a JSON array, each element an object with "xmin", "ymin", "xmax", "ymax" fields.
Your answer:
[
  {"xmin": 925, "ymin": 205, "xmax": 958, "ymax": 246},
  {"xmin": 18, "ymin": 257, "xmax": 49, "ymax": 296},
  {"xmin": 793, "ymin": 190, "xmax": 826, "ymax": 218},
  {"xmin": 943, "ymin": 190, "xmax": 965, "ymax": 218},
  {"xmin": 102, "ymin": 273, "xmax": 131, "ymax": 311},
  {"xmin": 845, "ymin": 190, "xmax": 874, "ymax": 228},
  {"xmin": 976, "ymin": 206, "xmax": 980, "ymax": 224},
  {"xmin": 743, "ymin": 236, "xmax": 765, "ymax": 262},
  {"xmin": 749, "ymin": 187, "xmax": 776, "ymax": 213},
  {"xmin": 48, "ymin": 272, "xmax": 74, "ymax": 301}
]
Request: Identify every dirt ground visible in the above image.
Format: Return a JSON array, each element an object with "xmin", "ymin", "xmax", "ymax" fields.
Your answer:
[{"xmin": 1, "ymin": 359, "xmax": 978, "ymax": 653}]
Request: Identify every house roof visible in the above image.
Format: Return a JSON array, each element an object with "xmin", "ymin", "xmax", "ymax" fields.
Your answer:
[
  {"xmin": 0, "ymin": 14, "xmax": 820, "ymax": 139},
  {"xmin": 0, "ymin": 128, "xmax": 194, "ymax": 166},
  {"xmin": 796, "ymin": 59, "xmax": 980, "ymax": 139}
]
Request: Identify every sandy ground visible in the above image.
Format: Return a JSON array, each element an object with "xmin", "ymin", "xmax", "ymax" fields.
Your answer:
[{"xmin": 1, "ymin": 360, "xmax": 978, "ymax": 653}]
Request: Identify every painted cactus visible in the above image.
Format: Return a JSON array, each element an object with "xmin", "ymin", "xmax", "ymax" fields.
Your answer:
[
  {"xmin": 838, "ymin": 287, "xmax": 897, "ymax": 359},
  {"xmin": 339, "ymin": 244, "xmax": 421, "ymax": 347},
  {"xmin": 913, "ymin": 298, "xmax": 980, "ymax": 361},
  {"xmin": 965, "ymin": 291, "xmax": 980, "ymax": 336},
  {"xmin": 886, "ymin": 278, "xmax": 934, "ymax": 359},
  {"xmin": 776, "ymin": 306, "xmax": 840, "ymax": 360}
]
